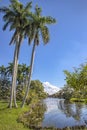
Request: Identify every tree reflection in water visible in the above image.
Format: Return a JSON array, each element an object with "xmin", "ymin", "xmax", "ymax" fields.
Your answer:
[
  {"xmin": 57, "ymin": 99, "xmax": 83, "ymax": 121},
  {"xmin": 19, "ymin": 98, "xmax": 87, "ymax": 129}
]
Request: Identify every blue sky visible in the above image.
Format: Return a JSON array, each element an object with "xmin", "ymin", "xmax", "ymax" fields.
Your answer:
[{"xmin": 0, "ymin": 0, "xmax": 87, "ymax": 87}]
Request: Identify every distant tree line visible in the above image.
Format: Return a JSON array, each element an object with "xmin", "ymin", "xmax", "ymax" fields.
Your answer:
[{"xmin": 0, "ymin": 63, "xmax": 47, "ymax": 102}]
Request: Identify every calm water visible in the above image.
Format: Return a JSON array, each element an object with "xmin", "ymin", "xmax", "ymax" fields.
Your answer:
[{"xmin": 42, "ymin": 98, "xmax": 87, "ymax": 128}]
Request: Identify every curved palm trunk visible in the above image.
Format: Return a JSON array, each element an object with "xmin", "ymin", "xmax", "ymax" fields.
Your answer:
[
  {"xmin": 21, "ymin": 42, "xmax": 36, "ymax": 108},
  {"xmin": 9, "ymin": 37, "xmax": 20, "ymax": 108}
]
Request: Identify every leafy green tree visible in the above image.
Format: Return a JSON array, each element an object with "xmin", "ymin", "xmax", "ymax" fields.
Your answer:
[
  {"xmin": 0, "ymin": 63, "xmax": 30, "ymax": 100},
  {"xmin": 0, "ymin": 65, "xmax": 6, "ymax": 78},
  {"xmin": 0, "ymin": 65, "xmax": 10, "ymax": 99},
  {"xmin": 0, "ymin": 0, "xmax": 32, "ymax": 108},
  {"xmin": 26, "ymin": 80, "xmax": 47, "ymax": 104},
  {"xmin": 21, "ymin": 5, "xmax": 56, "ymax": 107},
  {"xmin": 64, "ymin": 63, "xmax": 87, "ymax": 99}
]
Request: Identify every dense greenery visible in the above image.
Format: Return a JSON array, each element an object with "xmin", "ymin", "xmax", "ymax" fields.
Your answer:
[
  {"xmin": 18, "ymin": 100, "xmax": 46, "ymax": 129},
  {"xmin": 52, "ymin": 63, "xmax": 87, "ymax": 101},
  {"xmin": 0, "ymin": 64, "xmax": 47, "ymax": 103},
  {"xmin": 63, "ymin": 63, "xmax": 87, "ymax": 100},
  {"xmin": 26, "ymin": 80, "xmax": 47, "ymax": 104},
  {"xmin": 0, "ymin": 63, "xmax": 29, "ymax": 100},
  {"xmin": 52, "ymin": 85, "xmax": 73, "ymax": 100}
]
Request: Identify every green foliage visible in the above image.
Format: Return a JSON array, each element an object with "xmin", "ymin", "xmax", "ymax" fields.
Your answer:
[
  {"xmin": 70, "ymin": 98, "xmax": 87, "ymax": 103},
  {"xmin": 0, "ymin": 63, "xmax": 30, "ymax": 100},
  {"xmin": 26, "ymin": 80, "xmax": 47, "ymax": 104},
  {"xmin": 25, "ymin": 5, "xmax": 56, "ymax": 46},
  {"xmin": 61, "ymin": 85, "xmax": 73, "ymax": 100},
  {"xmin": 0, "ymin": 64, "xmax": 47, "ymax": 102},
  {"xmin": 18, "ymin": 101, "xmax": 46, "ymax": 129},
  {"xmin": 52, "ymin": 85, "xmax": 73, "ymax": 100},
  {"xmin": 64, "ymin": 63, "xmax": 87, "ymax": 99},
  {"xmin": 0, "ymin": 0, "xmax": 32, "ymax": 45}
]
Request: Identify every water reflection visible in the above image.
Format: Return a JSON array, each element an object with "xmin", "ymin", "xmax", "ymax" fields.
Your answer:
[
  {"xmin": 19, "ymin": 98, "xmax": 87, "ymax": 129},
  {"xmin": 42, "ymin": 98, "xmax": 87, "ymax": 128},
  {"xmin": 59, "ymin": 100, "xmax": 83, "ymax": 121}
]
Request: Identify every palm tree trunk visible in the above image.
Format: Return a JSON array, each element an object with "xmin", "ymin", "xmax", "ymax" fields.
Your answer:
[
  {"xmin": 21, "ymin": 42, "xmax": 36, "ymax": 108},
  {"xmin": 14, "ymin": 43, "xmax": 21, "ymax": 108},
  {"xmin": 9, "ymin": 37, "xmax": 20, "ymax": 108}
]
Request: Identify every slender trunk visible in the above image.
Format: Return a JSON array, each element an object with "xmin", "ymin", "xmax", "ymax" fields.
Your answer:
[
  {"xmin": 14, "ymin": 43, "xmax": 21, "ymax": 108},
  {"xmin": 21, "ymin": 42, "xmax": 36, "ymax": 108},
  {"xmin": 9, "ymin": 37, "xmax": 20, "ymax": 108}
]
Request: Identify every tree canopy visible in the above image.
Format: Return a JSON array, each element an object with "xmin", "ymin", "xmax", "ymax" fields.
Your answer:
[{"xmin": 64, "ymin": 63, "xmax": 87, "ymax": 99}]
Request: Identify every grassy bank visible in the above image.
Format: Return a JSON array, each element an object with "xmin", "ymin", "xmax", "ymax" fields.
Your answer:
[
  {"xmin": 0, "ymin": 101, "xmax": 31, "ymax": 130},
  {"xmin": 70, "ymin": 98, "xmax": 87, "ymax": 103}
]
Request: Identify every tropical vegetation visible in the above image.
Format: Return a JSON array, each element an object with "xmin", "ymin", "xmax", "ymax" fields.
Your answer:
[
  {"xmin": 53, "ymin": 62, "xmax": 87, "ymax": 102},
  {"xmin": 0, "ymin": 0, "xmax": 56, "ymax": 108},
  {"xmin": 51, "ymin": 62, "xmax": 87, "ymax": 102},
  {"xmin": 64, "ymin": 62, "xmax": 87, "ymax": 101},
  {"xmin": 0, "ymin": 0, "xmax": 32, "ymax": 108},
  {"xmin": 0, "ymin": 63, "xmax": 47, "ymax": 101}
]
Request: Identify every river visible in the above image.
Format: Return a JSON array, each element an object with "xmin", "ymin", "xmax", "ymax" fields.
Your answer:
[{"xmin": 42, "ymin": 98, "xmax": 87, "ymax": 128}]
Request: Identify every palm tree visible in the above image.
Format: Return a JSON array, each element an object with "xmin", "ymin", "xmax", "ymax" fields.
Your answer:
[
  {"xmin": 0, "ymin": 65, "xmax": 7, "ymax": 80},
  {"xmin": 21, "ymin": 5, "xmax": 56, "ymax": 107},
  {"xmin": 0, "ymin": 0, "xmax": 32, "ymax": 108}
]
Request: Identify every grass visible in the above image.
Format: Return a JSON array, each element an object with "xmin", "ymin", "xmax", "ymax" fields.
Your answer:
[
  {"xmin": 70, "ymin": 98, "xmax": 87, "ymax": 103},
  {"xmin": 0, "ymin": 100, "xmax": 32, "ymax": 130}
]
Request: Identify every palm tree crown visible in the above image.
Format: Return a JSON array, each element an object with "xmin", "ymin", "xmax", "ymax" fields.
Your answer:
[
  {"xmin": 25, "ymin": 5, "xmax": 56, "ymax": 46},
  {"xmin": 0, "ymin": 0, "xmax": 32, "ymax": 45}
]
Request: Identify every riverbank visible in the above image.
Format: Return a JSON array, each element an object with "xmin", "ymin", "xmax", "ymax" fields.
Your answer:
[{"xmin": 1, "ymin": 99, "xmax": 87, "ymax": 130}]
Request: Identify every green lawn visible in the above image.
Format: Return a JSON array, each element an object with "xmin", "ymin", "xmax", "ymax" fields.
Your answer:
[{"xmin": 0, "ymin": 101, "xmax": 31, "ymax": 130}]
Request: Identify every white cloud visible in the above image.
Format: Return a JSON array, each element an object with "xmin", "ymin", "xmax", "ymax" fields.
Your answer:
[{"xmin": 43, "ymin": 82, "xmax": 60, "ymax": 95}]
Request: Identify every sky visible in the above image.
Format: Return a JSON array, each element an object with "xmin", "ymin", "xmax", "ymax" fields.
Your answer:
[{"xmin": 0, "ymin": 0, "xmax": 87, "ymax": 88}]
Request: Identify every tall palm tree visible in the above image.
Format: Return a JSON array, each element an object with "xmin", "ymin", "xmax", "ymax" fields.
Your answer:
[
  {"xmin": 0, "ymin": 0, "xmax": 32, "ymax": 108},
  {"xmin": 21, "ymin": 5, "xmax": 56, "ymax": 107}
]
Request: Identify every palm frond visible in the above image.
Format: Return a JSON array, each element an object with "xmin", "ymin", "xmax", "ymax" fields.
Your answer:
[
  {"xmin": 35, "ymin": 5, "xmax": 42, "ymax": 16},
  {"xmin": 3, "ymin": 11, "xmax": 15, "ymax": 21},
  {"xmin": 44, "ymin": 16, "xmax": 56, "ymax": 24},
  {"xmin": 35, "ymin": 31, "xmax": 39, "ymax": 45},
  {"xmin": 3, "ymin": 21, "xmax": 11, "ymax": 30},
  {"xmin": 26, "ymin": 23, "xmax": 36, "ymax": 45},
  {"xmin": 40, "ymin": 16, "xmax": 56, "ymax": 25},
  {"xmin": 40, "ymin": 26, "xmax": 49, "ymax": 44},
  {"xmin": 9, "ymin": 30, "xmax": 17, "ymax": 45},
  {"xmin": 25, "ymin": 2, "xmax": 32, "ymax": 11},
  {"xmin": 10, "ymin": 0, "xmax": 18, "ymax": 4},
  {"xmin": 0, "ymin": 7, "xmax": 9, "ymax": 13}
]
